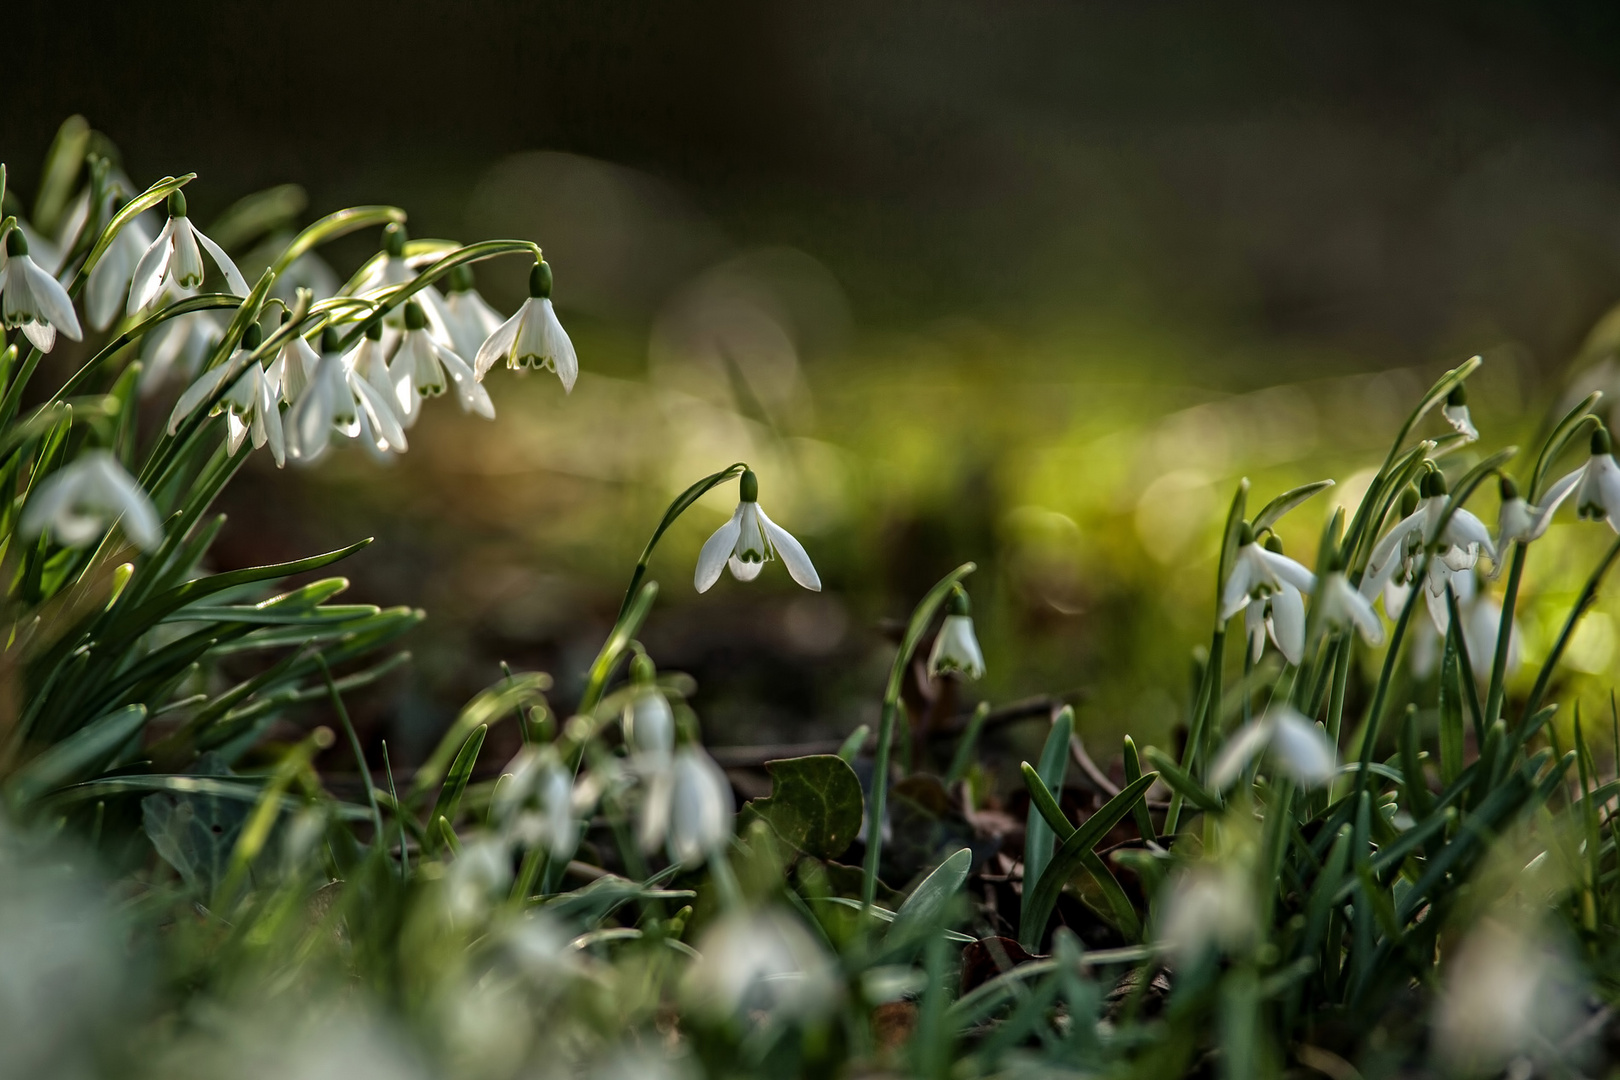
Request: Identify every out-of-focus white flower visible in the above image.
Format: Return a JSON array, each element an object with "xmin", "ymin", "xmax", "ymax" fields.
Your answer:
[
  {"xmin": 1432, "ymin": 919, "xmax": 1582, "ymax": 1076},
  {"xmin": 86, "ymin": 203, "xmax": 155, "ymax": 331},
  {"xmin": 494, "ymin": 748, "xmax": 582, "ymax": 862},
  {"xmin": 1210, "ymin": 705, "xmax": 1336, "ymax": 790},
  {"xmin": 928, "ymin": 586, "xmax": 985, "ymax": 678},
  {"xmin": 694, "ymin": 469, "xmax": 820, "ymax": 593},
  {"xmin": 1441, "ymin": 383, "xmax": 1479, "ymax": 442},
  {"xmin": 20, "ymin": 451, "xmax": 161, "ymax": 551},
  {"xmin": 0, "ymin": 228, "xmax": 82, "ymax": 353},
  {"xmin": 624, "ymin": 675, "xmax": 675, "ymax": 765},
  {"xmin": 1409, "ymin": 571, "xmax": 1519, "ymax": 681},
  {"xmin": 1155, "ymin": 864, "xmax": 1257, "ymax": 967},
  {"xmin": 445, "ymin": 837, "xmax": 513, "ymax": 922},
  {"xmin": 1315, "ymin": 569, "xmax": 1384, "ymax": 646},
  {"xmin": 126, "ymin": 190, "xmax": 248, "ymax": 313},
  {"xmin": 389, "ymin": 300, "xmax": 493, "ymax": 425},
  {"xmin": 639, "ymin": 746, "xmax": 734, "ymax": 866},
  {"xmin": 473, "ymin": 260, "xmax": 577, "ymax": 392},
  {"xmin": 140, "ymin": 300, "xmax": 224, "ymax": 394},
  {"xmin": 682, "ymin": 909, "xmax": 841, "ymax": 1020},
  {"xmin": 349, "ymin": 224, "xmax": 451, "ymax": 334},
  {"xmin": 442, "ymin": 263, "xmax": 506, "ymax": 364},
  {"xmin": 1220, "ymin": 527, "xmax": 1315, "ymax": 624}
]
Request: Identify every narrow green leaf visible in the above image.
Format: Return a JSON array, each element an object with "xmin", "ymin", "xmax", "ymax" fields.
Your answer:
[
  {"xmin": 1123, "ymin": 735, "xmax": 1155, "ymax": 841},
  {"xmin": 1023, "ymin": 707, "xmax": 1073, "ymax": 924},
  {"xmin": 837, "ymin": 725, "xmax": 871, "ymax": 763},
  {"xmin": 1144, "ymin": 747, "xmax": 1221, "ymax": 813},
  {"xmin": 426, "ymin": 725, "xmax": 487, "ymax": 854},
  {"xmin": 1251, "ymin": 479, "xmax": 1335, "ymax": 533},
  {"xmin": 7, "ymin": 704, "xmax": 147, "ymax": 805},
  {"xmin": 889, "ymin": 847, "xmax": 973, "ymax": 944},
  {"xmin": 946, "ymin": 701, "xmax": 991, "ymax": 784}
]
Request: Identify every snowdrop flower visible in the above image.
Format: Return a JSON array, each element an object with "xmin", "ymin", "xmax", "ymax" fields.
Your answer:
[
  {"xmin": 639, "ymin": 746, "xmax": 734, "ymax": 866},
  {"xmin": 441, "ymin": 264, "xmax": 506, "ymax": 364},
  {"xmin": 1313, "ymin": 562, "xmax": 1385, "ymax": 647},
  {"xmin": 1441, "ymin": 383, "xmax": 1479, "ymax": 442},
  {"xmin": 389, "ymin": 300, "xmax": 493, "ymax": 425},
  {"xmin": 0, "ymin": 229, "xmax": 81, "ymax": 352},
  {"xmin": 928, "ymin": 586, "xmax": 986, "ymax": 678},
  {"xmin": 167, "ymin": 325, "xmax": 286, "ymax": 466},
  {"xmin": 1210, "ymin": 705, "xmax": 1336, "ymax": 790},
  {"xmin": 287, "ymin": 328, "xmax": 406, "ymax": 464},
  {"xmin": 347, "ymin": 321, "xmax": 395, "ymax": 403},
  {"xmin": 682, "ymin": 909, "xmax": 841, "ymax": 1020},
  {"xmin": 1361, "ymin": 469, "xmax": 1495, "ymax": 608},
  {"xmin": 493, "ymin": 748, "xmax": 583, "ymax": 861},
  {"xmin": 1433, "ymin": 919, "xmax": 1581, "ymax": 1076},
  {"xmin": 1546, "ymin": 425, "xmax": 1620, "ymax": 532},
  {"xmin": 1494, "ymin": 473, "xmax": 1571, "ymax": 550},
  {"xmin": 444, "ymin": 837, "xmax": 513, "ymax": 922},
  {"xmin": 139, "ymin": 299, "xmax": 224, "ymax": 394},
  {"xmin": 85, "ymin": 201, "xmax": 155, "ymax": 331},
  {"xmin": 474, "ymin": 260, "xmax": 577, "ymax": 392},
  {"xmin": 623, "ymin": 656, "xmax": 675, "ymax": 764},
  {"xmin": 1242, "ymin": 535, "xmax": 1306, "ymax": 664},
  {"xmin": 694, "ymin": 469, "xmax": 821, "ymax": 593},
  {"xmin": 350, "ymin": 223, "xmax": 451, "ymax": 333},
  {"xmin": 1409, "ymin": 572, "xmax": 1519, "ymax": 681},
  {"xmin": 272, "ymin": 313, "xmax": 321, "ymax": 405},
  {"xmin": 19, "ymin": 451, "xmax": 161, "ymax": 552},
  {"xmin": 126, "ymin": 191, "xmax": 248, "ymax": 314},
  {"xmin": 1156, "ymin": 864, "xmax": 1258, "ymax": 967},
  {"xmin": 1220, "ymin": 524, "xmax": 1315, "ymax": 624}
]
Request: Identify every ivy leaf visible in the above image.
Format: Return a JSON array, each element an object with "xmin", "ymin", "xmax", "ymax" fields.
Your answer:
[{"xmin": 746, "ymin": 755, "xmax": 864, "ymax": 860}]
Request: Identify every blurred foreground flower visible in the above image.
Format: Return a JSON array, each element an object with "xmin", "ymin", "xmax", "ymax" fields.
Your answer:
[
  {"xmin": 694, "ymin": 468, "xmax": 821, "ymax": 593},
  {"xmin": 1155, "ymin": 864, "xmax": 1257, "ymax": 968},
  {"xmin": 1432, "ymin": 919, "xmax": 1582, "ymax": 1076},
  {"xmin": 1, "ymin": 228, "xmax": 82, "ymax": 352},
  {"xmin": 1210, "ymin": 705, "xmax": 1335, "ymax": 789},
  {"xmin": 85, "ymin": 200, "xmax": 153, "ymax": 331},
  {"xmin": 640, "ymin": 746, "xmax": 734, "ymax": 866},
  {"xmin": 682, "ymin": 909, "xmax": 841, "ymax": 1020},
  {"xmin": 21, "ymin": 450, "xmax": 161, "ymax": 551}
]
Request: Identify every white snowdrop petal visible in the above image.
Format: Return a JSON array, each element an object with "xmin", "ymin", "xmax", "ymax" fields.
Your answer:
[
  {"xmin": 26, "ymin": 259, "xmax": 82, "ymax": 341},
  {"xmin": 474, "ymin": 305, "xmax": 524, "ymax": 379},
  {"xmin": 1267, "ymin": 710, "xmax": 1336, "ymax": 786},
  {"xmin": 757, "ymin": 506, "xmax": 821, "ymax": 591},
  {"xmin": 1267, "ymin": 583, "xmax": 1305, "ymax": 666},
  {"xmin": 194, "ymin": 228, "xmax": 249, "ymax": 297},
  {"xmin": 127, "ymin": 219, "xmax": 175, "ymax": 314},
  {"xmin": 695, "ymin": 508, "xmax": 744, "ymax": 593},
  {"xmin": 1210, "ymin": 719, "xmax": 1273, "ymax": 791}
]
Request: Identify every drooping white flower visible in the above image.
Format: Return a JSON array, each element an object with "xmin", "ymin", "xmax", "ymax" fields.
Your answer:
[
  {"xmin": 473, "ymin": 260, "xmax": 577, "ymax": 392},
  {"xmin": 1240, "ymin": 535, "xmax": 1307, "ymax": 664},
  {"xmin": 139, "ymin": 298, "xmax": 224, "ymax": 394},
  {"xmin": 694, "ymin": 469, "xmax": 821, "ymax": 593},
  {"xmin": 349, "ymin": 223, "xmax": 451, "ymax": 333},
  {"xmin": 1441, "ymin": 383, "xmax": 1479, "ymax": 442},
  {"xmin": 1220, "ymin": 526, "xmax": 1316, "ymax": 624},
  {"xmin": 492, "ymin": 748, "xmax": 583, "ymax": 861},
  {"xmin": 389, "ymin": 300, "xmax": 493, "ymax": 425},
  {"xmin": 167, "ymin": 325, "xmax": 286, "ymax": 466},
  {"xmin": 85, "ymin": 203, "xmax": 155, "ymax": 332},
  {"xmin": 624, "ymin": 659, "xmax": 676, "ymax": 765},
  {"xmin": 1314, "ymin": 569, "xmax": 1385, "ymax": 646},
  {"xmin": 441, "ymin": 263, "xmax": 506, "ymax": 364},
  {"xmin": 20, "ymin": 451, "xmax": 161, "ymax": 551},
  {"xmin": 1210, "ymin": 705, "xmax": 1336, "ymax": 789},
  {"xmin": 928, "ymin": 586, "xmax": 985, "ymax": 678},
  {"xmin": 126, "ymin": 190, "xmax": 248, "ymax": 314},
  {"xmin": 286, "ymin": 328, "xmax": 407, "ymax": 464},
  {"xmin": 1495, "ymin": 472, "xmax": 1574, "ymax": 550},
  {"xmin": 682, "ymin": 909, "xmax": 842, "ymax": 1020},
  {"xmin": 1409, "ymin": 571, "xmax": 1520, "ymax": 681},
  {"xmin": 1361, "ymin": 469, "xmax": 1496, "ymax": 607},
  {"xmin": 639, "ymin": 746, "xmax": 734, "ymax": 866},
  {"xmin": 1541, "ymin": 425, "xmax": 1620, "ymax": 533},
  {"xmin": 0, "ymin": 228, "xmax": 82, "ymax": 353},
  {"xmin": 272, "ymin": 317, "xmax": 321, "ymax": 405}
]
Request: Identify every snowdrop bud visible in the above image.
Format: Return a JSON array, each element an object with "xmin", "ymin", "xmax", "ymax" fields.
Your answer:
[
  {"xmin": 1399, "ymin": 484, "xmax": 1420, "ymax": 518},
  {"xmin": 529, "ymin": 260, "xmax": 553, "ymax": 299},
  {"xmin": 383, "ymin": 222, "xmax": 407, "ymax": 258},
  {"xmin": 166, "ymin": 190, "xmax": 187, "ymax": 218},
  {"xmin": 404, "ymin": 300, "xmax": 427, "ymax": 331},
  {"xmin": 667, "ymin": 748, "xmax": 734, "ymax": 866},
  {"xmin": 1156, "ymin": 865, "xmax": 1258, "ymax": 967},
  {"xmin": 624, "ymin": 657, "xmax": 675, "ymax": 761}
]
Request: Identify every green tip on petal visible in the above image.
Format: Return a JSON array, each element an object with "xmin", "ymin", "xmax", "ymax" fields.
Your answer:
[
  {"xmin": 242, "ymin": 323, "xmax": 262, "ymax": 350},
  {"xmin": 1446, "ymin": 383, "xmax": 1467, "ymax": 406},
  {"xmin": 383, "ymin": 221, "xmax": 407, "ymax": 257},
  {"xmin": 166, "ymin": 189, "xmax": 187, "ymax": 218},
  {"xmin": 1593, "ymin": 425, "xmax": 1612, "ymax": 457},
  {"xmin": 947, "ymin": 586, "xmax": 971, "ymax": 617},
  {"xmin": 448, "ymin": 264, "xmax": 475, "ymax": 293},
  {"xmin": 738, "ymin": 468, "xmax": 759, "ymax": 503},
  {"xmin": 321, "ymin": 326, "xmax": 342, "ymax": 354},
  {"xmin": 404, "ymin": 300, "xmax": 427, "ymax": 331},
  {"xmin": 5, "ymin": 229, "xmax": 26, "ymax": 257},
  {"xmin": 528, "ymin": 260, "xmax": 553, "ymax": 299},
  {"xmin": 1499, "ymin": 474, "xmax": 1519, "ymax": 501}
]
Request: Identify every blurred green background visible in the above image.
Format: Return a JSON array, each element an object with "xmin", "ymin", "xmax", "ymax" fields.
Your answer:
[{"xmin": 11, "ymin": 0, "xmax": 1620, "ymax": 768}]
